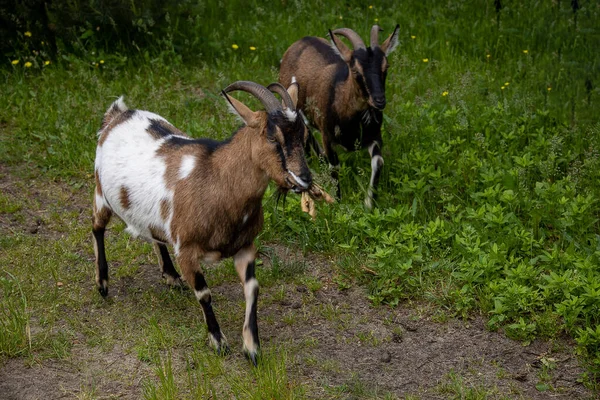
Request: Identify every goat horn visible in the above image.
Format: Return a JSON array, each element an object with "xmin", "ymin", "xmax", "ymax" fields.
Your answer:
[
  {"xmin": 370, "ymin": 25, "xmax": 383, "ymax": 49},
  {"xmin": 267, "ymin": 83, "xmax": 295, "ymax": 110},
  {"xmin": 331, "ymin": 28, "xmax": 366, "ymax": 50},
  {"xmin": 223, "ymin": 81, "xmax": 282, "ymax": 114}
]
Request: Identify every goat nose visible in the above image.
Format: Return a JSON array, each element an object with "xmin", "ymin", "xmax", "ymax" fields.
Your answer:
[
  {"xmin": 300, "ymin": 172, "xmax": 313, "ymax": 187},
  {"xmin": 373, "ymin": 97, "xmax": 386, "ymax": 110}
]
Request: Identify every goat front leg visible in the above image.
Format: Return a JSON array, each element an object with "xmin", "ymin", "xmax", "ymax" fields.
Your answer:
[
  {"xmin": 234, "ymin": 245, "xmax": 260, "ymax": 366},
  {"xmin": 323, "ymin": 134, "xmax": 341, "ymax": 199},
  {"xmin": 365, "ymin": 140, "xmax": 384, "ymax": 210},
  {"xmin": 177, "ymin": 246, "xmax": 228, "ymax": 354}
]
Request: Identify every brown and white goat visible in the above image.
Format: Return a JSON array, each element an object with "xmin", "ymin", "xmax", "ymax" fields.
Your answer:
[
  {"xmin": 279, "ymin": 24, "xmax": 399, "ymax": 209},
  {"xmin": 92, "ymin": 81, "xmax": 311, "ymax": 365}
]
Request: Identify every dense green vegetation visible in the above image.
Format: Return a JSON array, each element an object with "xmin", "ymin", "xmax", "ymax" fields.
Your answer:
[{"xmin": 2, "ymin": 0, "xmax": 599, "ymax": 392}]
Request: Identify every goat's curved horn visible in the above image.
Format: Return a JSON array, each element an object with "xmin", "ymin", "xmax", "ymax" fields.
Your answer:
[
  {"xmin": 331, "ymin": 28, "xmax": 366, "ymax": 50},
  {"xmin": 267, "ymin": 83, "xmax": 295, "ymax": 110},
  {"xmin": 223, "ymin": 81, "xmax": 282, "ymax": 113},
  {"xmin": 370, "ymin": 25, "xmax": 383, "ymax": 49}
]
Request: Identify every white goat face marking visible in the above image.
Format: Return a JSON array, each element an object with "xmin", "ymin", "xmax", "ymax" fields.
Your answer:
[
  {"xmin": 287, "ymin": 170, "xmax": 309, "ymax": 189},
  {"xmin": 283, "ymin": 108, "xmax": 297, "ymax": 122},
  {"xmin": 179, "ymin": 154, "xmax": 196, "ymax": 180}
]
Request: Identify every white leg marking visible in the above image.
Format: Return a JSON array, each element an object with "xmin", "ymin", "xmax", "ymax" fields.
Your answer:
[
  {"xmin": 195, "ymin": 287, "xmax": 211, "ymax": 302},
  {"xmin": 365, "ymin": 155, "xmax": 384, "ymax": 210},
  {"xmin": 243, "ymin": 278, "xmax": 259, "ymax": 353}
]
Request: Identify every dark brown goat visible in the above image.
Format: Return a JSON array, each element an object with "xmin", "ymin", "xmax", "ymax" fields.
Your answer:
[{"xmin": 280, "ymin": 24, "xmax": 399, "ymax": 208}]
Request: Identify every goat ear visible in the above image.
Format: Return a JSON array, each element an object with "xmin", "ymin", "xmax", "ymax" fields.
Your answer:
[
  {"xmin": 222, "ymin": 92, "xmax": 261, "ymax": 128},
  {"xmin": 329, "ymin": 30, "xmax": 353, "ymax": 63},
  {"xmin": 380, "ymin": 24, "xmax": 400, "ymax": 56},
  {"xmin": 286, "ymin": 82, "xmax": 299, "ymax": 109}
]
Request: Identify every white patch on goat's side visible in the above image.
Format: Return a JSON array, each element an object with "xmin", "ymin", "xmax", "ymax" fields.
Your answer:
[
  {"xmin": 178, "ymin": 155, "xmax": 196, "ymax": 180},
  {"xmin": 96, "ymin": 111, "xmax": 174, "ymax": 244},
  {"xmin": 287, "ymin": 170, "xmax": 309, "ymax": 189},
  {"xmin": 284, "ymin": 108, "xmax": 297, "ymax": 121},
  {"xmin": 195, "ymin": 287, "xmax": 211, "ymax": 302}
]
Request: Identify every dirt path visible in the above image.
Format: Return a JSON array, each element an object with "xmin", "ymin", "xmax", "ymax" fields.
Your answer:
[{"xmin": 0, "ymin": 165, "xmax": 594, "ymax": 399}]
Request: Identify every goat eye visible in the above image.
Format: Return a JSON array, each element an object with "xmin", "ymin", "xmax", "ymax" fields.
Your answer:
[{"xmin": 268, "ymin": 136, "xmax": 277, "ymax": 143}]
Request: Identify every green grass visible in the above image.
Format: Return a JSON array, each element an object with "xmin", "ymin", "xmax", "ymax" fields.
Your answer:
[{"xmin": 1, "ymin": 0, "xmax": 600, "ymax": 394}]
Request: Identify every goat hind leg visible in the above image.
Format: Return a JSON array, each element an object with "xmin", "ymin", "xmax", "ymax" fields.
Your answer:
[
  {"xmin": 153, "ymin": 242, "xmax": 182, "ymax": 287},
  {"xmin": 92, "ymin": 196, "xmax": 112, "ymax": 297}
]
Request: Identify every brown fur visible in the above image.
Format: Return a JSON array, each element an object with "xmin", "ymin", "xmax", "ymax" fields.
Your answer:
[
  {"xmin": 149, "ymin": 226, "xmax": 169, "ymax": 243},
  {"xmin": 119, "ymin": 186, "xmax": 131, "ymax": 209},
  {"xmin": 168, "ymin": 119, "xmax": 272, "ymax": 258},
  {"xmin": 160, "ymin": 199, "xmax": 171, "ymax": 222},
  {"xmin": 95, "ymin": 170, "xmax": 103, "ymax": 197}
]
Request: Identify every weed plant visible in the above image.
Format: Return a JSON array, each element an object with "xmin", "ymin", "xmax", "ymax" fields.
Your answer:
[{"xmin": 1, "ymin": 0, "xmax": 600, "ymax": 389}]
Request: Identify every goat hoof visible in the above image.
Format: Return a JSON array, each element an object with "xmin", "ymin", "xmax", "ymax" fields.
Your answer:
[
  {"xmin": 216, "ymin": 343, "xmax": 230, "ymax": 357},
  {"xmin": 164, "ymin": 275, "xmax": 184, "ymax": 288},
  {"xmin": 98, "ymin": 286, "xmax": 108, "ymax": 298},
  {"xmin": 244, "ymin": 350, "xmax": 259, "ymax": 367}
]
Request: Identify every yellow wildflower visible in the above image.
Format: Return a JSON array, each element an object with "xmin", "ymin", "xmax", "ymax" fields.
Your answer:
[
  {"xmin": 24, "ymin": 62, "xmax": 32, "ymax": 68},
  {"xmin": 442, "ymin": 91, "xmax": 448, "ymax": 96},
  {"xmin": 423, "ymin": 58, "xmax": 429, "ymax": 63},
  {"xmin": 369, "ymin": 5, "xmax": 373, "ymax": 9},
  {"xmin": 339, "ymin": 15, "xmax": 343, "ymax": 20},
  {"xmin": 504, "ymin": 82, "xmax": 509, "ymax": 86},
  {"xmin": 24, "ymin": 31, "xmax": 32, "ymax": 37},
  {"xmin": 249, "ymin": 46, "xmax": 256, "ymax": 51},
  {"xmin": 523, "ymin": 50, "xmax": 528, "ymax": 54},
  {"xmin": 11, "ymin": 60, "xmax": 19, "ymax": 65},
  {"xmin": 411, "ymin": 35, "xmax": 416, "ymax": 39},
  {"xmin": 486, "ymin": 54, "xmax": 491, "ymax": 58},
  {"xmin": 44, "ymin": 60, "xmax": 50, "ymax": 66},
  {"xmin": 41, "ymin": 41, "xmax": 44, "ymax": 45},
  {"xmin": 232, "ymin": 44, "xmax": 239, "ymax": 50},
  {"xmin": 374, "ymin": 18, "xmax": 378, "ymax": 22},
  {"xmin": 547, "ymin": 87, "xmax": 552, "ymax": 91},
  {"xmin": 501, "ymin": 86, "xmax": 505, "ymax": 90},
  {"xmin": 100, "ymin": 60, "xmax": 104, "ymax": 64}
]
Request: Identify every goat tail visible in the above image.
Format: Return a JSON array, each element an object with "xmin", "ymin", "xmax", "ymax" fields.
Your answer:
[{"xmin": 99, "ymin": 96, "xmax": 128, "ymax": 136}]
